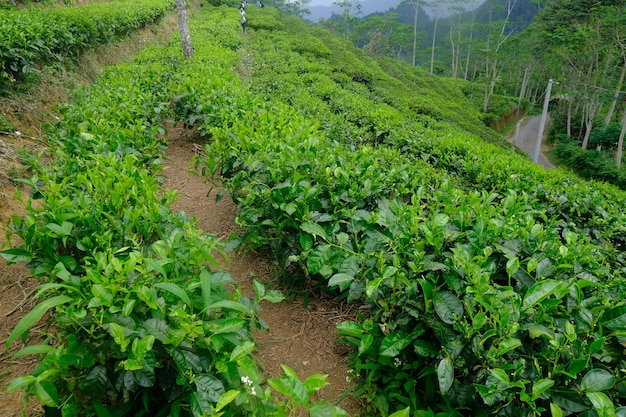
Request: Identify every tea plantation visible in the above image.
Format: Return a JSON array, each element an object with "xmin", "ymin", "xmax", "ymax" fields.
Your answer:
[{"xmin": 3, "ymin": 2, "xmax": 626, "ymax": 417}]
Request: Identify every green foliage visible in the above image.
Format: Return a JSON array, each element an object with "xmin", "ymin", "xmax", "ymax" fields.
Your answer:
[
  {"xmin": 2, "ymin": 20, "xmax": 344, "ymax": 416},
  {"xmin": 0, "ymin": 0, "xmax": 173, "ymax": 92},
  {"xmin": 552, "ymin": 143, "xmax": 626, "ymax": 190},
  {"xmin": 173, "ymin": 5, "xmax": 626, "ymax": 417}
]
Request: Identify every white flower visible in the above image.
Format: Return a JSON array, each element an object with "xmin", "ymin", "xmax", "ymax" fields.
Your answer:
[
  {"xmin": 394, "ymin": 357, "xmax": 403, "ymax": 368},
  {"xmin": 14, "ymin": 131, "xmax": 21, "ymax": 136}
]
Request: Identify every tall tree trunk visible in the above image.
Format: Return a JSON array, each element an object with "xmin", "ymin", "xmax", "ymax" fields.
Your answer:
[
  {"xmin": 605, "ymin": 60, "xmax": 626, "ymax": 125},
  {"xmin": 430, "ymin": 13, "xmax": 439, "ymax": 74},
  {"xmin": 412, "ymin": 2, "xmax": 418, "ymax": 66},
  {"xmin": 517, "ymin": 67, "xmax": 530, "ymax": 114},
  {"xmin": 616, "ymin": 106, "xmax": 626, "ymax": 169},
  {"xmin": 176, "ymin": 0, "xmax": 194, "ymax": 59},
  {"xmin": 566, "ymin": 96, "xmax": 573, "ymax": 137},
  {"xmin": 581, "ymin": 98, "xmax": 601, "ymax": 150}
]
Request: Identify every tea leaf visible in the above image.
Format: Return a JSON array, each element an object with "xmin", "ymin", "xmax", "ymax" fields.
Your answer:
[
  {"xmin": 11, "ymin": 344, "xmax": 54, "ymax": 360},
  {"xmin": 6, "ymin": 375, "xmax": 37, "ymax": 393},
  {"xmin": 303, "ymin": 374, "xmax": 329, "ymax": 395},
  {"xmin": 263, "ymin": 290, "xmax": 285, "ymax": 303},
  {"xmin": 230, "ymin": 341, "xmax": 255, "ymax": 362},
  {"xmin": 600, "ymin": 305, "xmax": 626, "ymax": 330},
  {"xmin": 329, "ymin": 273, "xmax": 353, "ymax": 291},
  {"xmin": 522, "ymin": 280, "xmax": 561, "ymax": 311},
  {"xmin": 6, "ymin": 295, "xmax": 72, "ymax": 349},
  {"xmin": 358, "ymin": 333, "xmax": 374, "ymax": 356},
  {"xmin": 581, "ymin": 369, "xmax": 615, "ymax": 392},
  {"xmin": 309, "ymin": 401, "xmax": 348, "ymax": 417},
  {"xmin": 433, "ymin": 291, "xmax": 464, "ymax": 324},
  {"xmin": 206, "ymin": 300, "xmax": 251, "ymax": 314},
  {"xmin": 337, "ymin": 321, "xmax": 364, "ymax": 337},
  {"xmin": 33, "ymin": 381, "xmax": 59, "ymax": 407},
  {"xmin": 300, "ymin": 221, "xmax": 329, "ymax": 241},
  {"xmin": 585, "ymin": 391, "xmax": 616, "ymax": 417},
  {"xmin": 268, "ymin": 376, "xmax": 309, "ymax": 406},
  {"xmin": 550, "ymin": 403, "xmax": 563, "ymax": 417},
  {"xmin": 215, "ymin": 390, "xmax": 240, "ymax": 412},
  {"xmin": 437, "ymin": 357, "xmax": 454, "ymax": 394},
  {"xmin": 154, "ymin": 282, "xmax": 192, "ymax": 309},
  {"xmin": 307, "ymin": 244, "xmax": 330, "ymax": 275},
  {"xmin": 0, "ymin": 248, "xmax": 32, "ymax": 263},
  {"xmin": 497, "ymin": 337, "xmax": 522, "ymax": 356},
  {"xmin": 379, "ymin": 331, "xmax": 414, "ymax": 357},
  {"xmin": 195, "ymin": 373, "xmax": 225, "ymax": 403},
  {"xmin": 532, "ymin": 378, "xmax": 554, "ymax": 399},
  {"xmin": 253, "ymin": 280, "xmax": 266, "ymax": 298},
  {"xmin": 300, "ymin": 232, "xmax": 313, "ymax": 251},
  {"xmin": 388, "ymin": 406, "xmax": 411, "ymax": 417}
]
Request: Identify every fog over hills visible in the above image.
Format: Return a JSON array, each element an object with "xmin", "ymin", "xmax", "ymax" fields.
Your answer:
[
  {"xmin": 306, "ymin": 0, "xmax": 402, "ymax": 22},
  {"xmin": 305, "ymin": 0, "xmax": 482, "ymax": 23}
]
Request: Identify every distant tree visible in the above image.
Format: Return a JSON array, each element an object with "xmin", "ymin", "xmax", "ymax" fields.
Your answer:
[
  {"xmin": 401, "ymin": 0, "xmax": 428, "ymax": 66},
  {"xmin": 333, "ymin": 0, "xmax": 362, "ymax": 40},
  {"xmin": 175, "ymin": 0, "xmax": 194, "ymax": 59},
  {"xmin": 272, "ymin": 0, "xmax": 311, "ymax": 17}
]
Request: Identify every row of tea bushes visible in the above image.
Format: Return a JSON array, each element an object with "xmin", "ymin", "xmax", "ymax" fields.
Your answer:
[
  {"xmin": 2, "ymin": 12, "xmax": 346, "ymax": 417},
  {"xmin": 180, "ymin": 6, "xmax": 626, "ymax": 416},
  {"xmin": 0, "ymin": 0, "xmax": 173, "ymax": 90}
]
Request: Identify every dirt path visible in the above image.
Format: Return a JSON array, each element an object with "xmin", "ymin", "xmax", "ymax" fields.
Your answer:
[{"xmin": 162, "ymin": 126, "xmax": 361, "ymax": 414}]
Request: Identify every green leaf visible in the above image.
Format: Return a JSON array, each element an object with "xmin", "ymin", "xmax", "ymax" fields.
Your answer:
[
  {"xmin": 6, "ymin": 295, "xmax": 72, "ymax": 349},
  {"xmin": 154, "ymin": 282, "xmax": 192, "ymax": 308},
  {"xmin": 230, "ymin": 341, "xmax": 255, "ymax": 362},
  {"xmin": 535, "ymin": 258, "xmax": 554, "ymax": 278},
  {"xmin": 388, "ymin": 407, "xmax": 411, "ymax": 417},
  {"xmin": 34, "ymin": 381, "xmax": 59, "ymax": 407},
  {"xmin": 497, "ymin": 337, "xmax": 522, "ymax": 356},
  {"xmin": 379, "ymin": 331, "xmax": 414, "ymax": 357},
  {"xmin": 601, "ymin": 305, "xmax": 626, "ymax": 330},
  {"xmin": 550, "ymin": 403, "xmax": 563, "ymax": 417},
  {"xmin": 206, "ymin": 300, "xmax": 251, "ymax": 314},
  {"xmin": 437, "ymin": 357, "xmax": 454, "ymax": 394},
  {"xmin": 6, "ymin": 375, "xmax": 37, "ymax": 393},
  {"xmin": 0, "ymin": 248, "xmax": 32, "ymax": 263},
  {"xmin": 195, "ymin": 373, "xmax": 225, "ymax": 403},
  {"xmin": 328, "ymin": 273, "xmax": 353, "ymax": 291},
  {"xmin": 309, "ymin": 401, "xmax": 348, "ymax": 417},
  {"xmin": 200, "ymin": 268, "xmax": 212, "ymax": 311},
  {"xmin": 301, "ymin": 222, "xmax": 329, "ymax": 241},
  {"xmin": 532, "ymin": 378, "xmax": 555, "ymax": 399},
  {"xmin": 300, "ymin": 233, "xmax": 313, "ymax": 252},
  {"xmin": 253, "ymin": 280, "xmax": 265, "ymax": 298},
  {"xmin": 263, "ymin": 290, "xmax": 285, "ymax": 303},
  {"xmin": 303, "ymin": 374, "xmax": 329, "ymax": 395},
  {"xmin": 581, "ymin": 369, "xmax": 615, "ymax": 392},
  {"xmin": 268, "ymin": 376, "xmax": 309, "ymax": 406},
  {"xmin": 307, "ymin": 244, "xmax": 330, "ymax": 275},
  {"xmin": 358, "ymin": 333, "xmax": 374, "ymax": 356},
  {"xmin": 586, "ymin": 391, "xmax": 616, "ymax": 417},
  {"xmin": 12, "ymin": 344, "xmax": 54, "ymax": 359},
  {"xmin": 433, "ymin": 291, "xmax": 464, "ymax": 324},
  {"xmin": 433, "ymin": 213, "xmax": 449, "ymax": 227},
  {"xmin": 522, "ymin": 280, "xmax": 561, "ymax": 311},
  {"xmin": 337, "ymin": 321, "xmax": 363, "ymax": 337},
  {"xmin": 215, "ymin": 390, "xmax": 240, "ymax": 412}
]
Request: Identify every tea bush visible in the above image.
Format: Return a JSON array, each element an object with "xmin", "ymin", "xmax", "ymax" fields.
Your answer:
[
  {"xmin": 178, "ymin": 5, "xmax": 626, "ymax": 417},
  {"xmin": 0, "ymin": 0, "xmax": 173, "ymax": 91},
  {"xmin": 2, "ymin": 8, "xmax": 347, "ymax": 416}
]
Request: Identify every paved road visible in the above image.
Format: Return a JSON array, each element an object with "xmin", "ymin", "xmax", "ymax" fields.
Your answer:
[{"xmin": 509, "ymin": 115, "xmax": 554, "ymax": 169}]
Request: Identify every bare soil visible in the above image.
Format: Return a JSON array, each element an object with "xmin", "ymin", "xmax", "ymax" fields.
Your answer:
[{"xmin": 0, "ymin": 12, "xmax": 361, "ymax": 417}]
